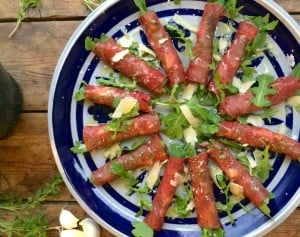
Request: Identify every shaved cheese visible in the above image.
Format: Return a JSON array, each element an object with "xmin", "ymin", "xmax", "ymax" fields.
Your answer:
[
  {"xmin": 146, "ymin": 160, "xmax": 167, "ymax": 190},
  {"xmin": 180, "ymin": 104, "xmax": 201, "ymax": 127},
  {"xmin": 287, "ymin": 96, "xmax": 300, "ymax": 108},
  {"xmin": 246, "ymin": 115, "xmax": 264, "ymax": 127},
  {"xmin": 111, "ymin": 49, "xmax": 129, "ymax": 62},
  {"xmin": 111, "ymin": 96, "xmax": 137, "ymax": 118},
  {"xmin": 170, "ymin": 172, "xmax": 184, "ymax": 187},
  {"xmin": 183, "ymin": 126, "xmax": 198, "ymax": 146},
  {"xmin": 232, "ymin": 77, "xmax": 256, "ymax": 93},
  {"xmin": 117, "ymin": 34, "xmax": 133, "ymax": 48},
  {"xmin": 173, "ymin": 14, "xmax": 197, "ymax": 33},
  {"xmin": 218, "ymin": 37, "xmax": 229, "ymax": 55},
  {"xmin": 138, "ymin": 44, "xmax": 156, "ymax": 57},
  {"xmin": 181, "ymin": 83, "xmax": 198, "ymax": 100},
  {"xmin": 208, "ymin": 159, "xmax": 223, "ymax": 189},
  {"xmin": 229, "ymin": 182, "xmax": 244, "ymax": 199},
  {"xmin": 158, "ymin": 38, "xmax": 168, "ymax": 44},
  {"xmin": 99, "ymin": 143, "xmax": 122, "ymax": 159},
  {"xmin": 185, "ymin": 200, "xmax": 195, "ymax": 211}
]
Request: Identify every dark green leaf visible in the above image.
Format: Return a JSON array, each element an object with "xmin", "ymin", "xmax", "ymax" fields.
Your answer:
[
  {"xmin": 202, "ymin": 228, "xmax": 225, "ymax": 237},
  {"xmin": 250, "ymin": 74, "xmax": 276, "ymax": 107},
  {"xmin": 168, "ymin": 142, "xmax": 196, "ymax": 158},
  {"xmin": 133, "ymin": 0, "xmax": 148, "ymax": 14}
]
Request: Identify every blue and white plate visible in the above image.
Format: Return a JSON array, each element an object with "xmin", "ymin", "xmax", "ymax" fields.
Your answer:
[{"xmin": 48, "ymin": 0, "xmax": 300, "ymax": 236}]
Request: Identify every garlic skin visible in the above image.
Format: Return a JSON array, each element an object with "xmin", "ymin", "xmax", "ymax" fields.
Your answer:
[
  {"xmin": 59, "ymin": 209, "xmax": 79, "ymax": 230},
  {"xmin": 60, "ymin": 229, "xmax": 85, "ymax": 237},
  {"xmin": 79, "ymin": 217, "xmax": 101, "ymax": 237}
]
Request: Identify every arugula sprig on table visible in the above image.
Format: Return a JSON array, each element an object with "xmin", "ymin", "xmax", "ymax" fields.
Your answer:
[
  {"xmin": 0, "ymin": 175, "xmax": 63, "ymax": 237},
  {"xmin": 9, "ymin": 0, "xmax": 42, "ymax": 38}
]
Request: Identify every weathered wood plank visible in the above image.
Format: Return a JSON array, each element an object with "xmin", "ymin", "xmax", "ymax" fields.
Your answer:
[
  {"xmin": 0, "ymin": 0, "xmax": 299, "ymax": 20},
  {"xmin": 275, "ymin": 0, "xmax": 300, "ymax": 14},
  {"xmin": 0, "ymin": 21, "xmax": 81, "ymax": 111},
  {"xmin": 1, "ymin": 202, "xmax": 299, "ymax": 237},
  {"xmin": 0, "ymin": 113, "xmax": 73, "ymax": 200},
  {"xmin": 0, "ymin": 0, "xmax": 90, "ymax": 20}
]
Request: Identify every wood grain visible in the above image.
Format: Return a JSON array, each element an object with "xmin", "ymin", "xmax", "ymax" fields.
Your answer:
[{"xmin": 0, "ymin": 21, "xmax": 80, "ymax": 111}]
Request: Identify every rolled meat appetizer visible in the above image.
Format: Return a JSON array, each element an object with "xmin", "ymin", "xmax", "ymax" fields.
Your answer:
[
  {"xmin": 188, "ymin": 152, "xmax": 223, "ymax": 231},
  {"xmin": 83, "ymin": 112, "xmax": 160, "ymax": 151},
  {"xmin": 84, "ymin": 85, "xmax": 151, "ymax": 112},
  {"xmin": 216, "ymin": 120, "xmax": 300, "ymax": 160},
  {"xmin": 208, "ymin": 21, "xmax": 259, "ymax": 94},
  {"xmin": 219, "ymin": 75, "xmax": 300, "ymax": 118},
  {"xmin": 91, "ymin": 134, "xmax": 167, "ymax": 186},
  {"xmin": 138, "ymin": 10, "xmax": 185, "ymax": 87},
  {"xmin": 92, "ymin": 37, "xmax": 166, "ymax": 94},
  {"xmin": 144, "ymin": 157, "xmax": 185, "ymax": 231},
  {"xmin": 186, "ymin": 2, "xmax": 225, "ymax": 85},
  {"xmin": 206, "ymin": 141, "xmax": 270, "ymax": 207}
]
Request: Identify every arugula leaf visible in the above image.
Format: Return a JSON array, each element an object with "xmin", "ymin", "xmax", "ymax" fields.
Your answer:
[
  {"xmin": 165, "ymin": 24, "xmax": 194, "ymax": 59},
  {"xmin": 131, "ymin": 221, "xmax": 154, "ymax": 237},
  {"xmin": 247, "ymin": 14, "xmax": 278, "ymax": 32},
  {"xmin": 133, "ymin": 0, "xmax": 148, "ymax": 14},
  {"xmin": 74, "ymin": 82, "xmax": 87, "ymax": 101},
  {"xmin": 291, "ymin": 63, "xmax": 300, "ymax": 78},
  {"xmin": 208, "ymin": 0, "xmax": 243, "ymax": 19},
  {"xmin": 9, "ymin": 0, "xmax": 42, "ymax": 38},
  {"xmin": 110, "ymin": 162, "xmax": 138, "ymax": 186},
  {"xmin": 174, "ymin": 0, "xmax": 181, "ymax": 4},
  {"xmin": 83, "ymin": 0, "xmax": 104, "ymax": 11},
  {"xmin": 85, "ymin": 33, "xmax": 109, "ymax": 51},
  {"xmin": 172, "ymin": 183, "xmax": 194, "ymax": 218},
  {"xmin": 258, "ymin": 195, "xmax": 273, "ymax": 217},
  {"xmin": 135, "ymin": 198, "xmax": 152, "ymax": 217},
  {"xmin": 106, "ymin": 105, "xmax": 139, "ymax": 133},
  {"xmin": 96, "ymin": 73, "xmax": 137, "ymax": 90},
  {"xmin": 160, "ymin": 105, "xmax": 189, "ymax": 139},
  {"xmin": 70, "ymin": 141, "xmax": 87, "ymax": 154},
  {"xmin": 252, "ymin": 146, "xmax": 273, "ymax": 182},
  {"xmin": 250, "ymin": 74, "xmax": 276, "ymax": 107},
  {"xmin": 168, "ymin": 142, "xmax": 196, "ymax": 158},
  {"xmin": 202, "ymin": 228, "xmax": 225, "ymax": 237}
]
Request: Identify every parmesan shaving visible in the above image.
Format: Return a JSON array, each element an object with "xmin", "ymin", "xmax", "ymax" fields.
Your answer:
[
  {"xmin": 170, "ymin": 172, "xmax": 184, "ymax": 187},
  {"xmin": 173, "ymin": 14, "xmax": 197, "ymax": 33},
  {"xmin": 111, "ymin": 49, "xmax": 129, "ymax": 62},
  {"xmin": 229, "ymin": 182, "xmax": 244, "ymax": 199},
  {"xmin": 111, "ymin": 96, "xmax": 137, "ymax": 118},
  {"xmin": 180, "ymin": 83, "xmax": 198, "ymax": 101},
  {"xmin": 232, "ymin": 77, "xmax": 255, "ymax": 93},
  {"xmin": 179, "ymin": 104, "xmax": 201, "ymax": 127},
  {"xmin": 146, "ymin": 160, "xmax": 167, "ymax": 190},
  {"xmin": 183, "ymin": 126, "xmax": 198, "ymax": 146}
]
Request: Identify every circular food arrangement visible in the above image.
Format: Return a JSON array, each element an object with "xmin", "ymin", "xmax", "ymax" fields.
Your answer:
[{"xmin": 49, "ymin": 0, "xmax": 300, "ymax": 236}]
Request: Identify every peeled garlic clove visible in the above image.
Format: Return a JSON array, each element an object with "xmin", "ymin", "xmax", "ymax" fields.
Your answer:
[
  {"xmin": 79, "ymin": 217, "xmax": 101, "ymax": 237},
  {"xmin": 60, "ymin": 229, "xmax": 85, "ymax": 237},
  {"xmin": 59, "ymin": 209, "xmax": 79, "ymax": 230}
]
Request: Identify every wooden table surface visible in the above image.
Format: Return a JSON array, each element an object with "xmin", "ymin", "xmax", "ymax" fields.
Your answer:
[{"xmin": 0, "ymin": 0, "xmax": 299, "ymax": 236}]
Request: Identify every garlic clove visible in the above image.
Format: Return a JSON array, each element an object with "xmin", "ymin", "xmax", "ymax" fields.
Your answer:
[
  {"xmin": 79, "ymin": 217, "xmax": 101, "ymax": 237},
  {"xmin": 60, "ymin": 229, "xmax": 85, "ymax": 237},
  {"xmin": 59, "ymin": 209, "xmax": 79, "ymax": 230}
]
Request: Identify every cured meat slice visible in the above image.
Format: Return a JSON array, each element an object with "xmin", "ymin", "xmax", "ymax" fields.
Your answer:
[
  {"xmin": 84, "ymin": 85, "xmax": 151, "ymax": 112},
  {"xmin": 138, "ymin": 10, "xmax": 185, "ymax": 87},
  {"xmin": 216, "ymin": 120, "xmax": 300, "ymax": 160},
  {"xmin": 207, "ymin": 141, "xmax": 269, "ymax": 207},
  {"xmin": 188, "ymin": 152, "xmax": 222, "ymax": 229},
  {"xmin": 208, "ymin": 21, "xmax": 259, "ymax": 94},
  {"xmin": 83, "ymin": 112, "xmax": 160, "ymax": 151},
  {"xmin": 144, "ymin": 157, "xmax": 185, "ymax": 231},
  {"xmin": 186, "ymin": 2, "xmax": 225, "ymax": 85},
  {"xmin": 91, "ymin": 134, "xmax": 167, "ymax": 185},
  {"xmin": 93, "ymin": 37, "xmax": 166, "ymax": 94},
  {"xmin": 219, "ymin": 76, "xmax": 300, "ymax": 118}
]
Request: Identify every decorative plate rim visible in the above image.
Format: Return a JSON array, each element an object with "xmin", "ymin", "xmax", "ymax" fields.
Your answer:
[{"xmin": 48, "ymin": 1, "xmax": 300, "ymax": 236}]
